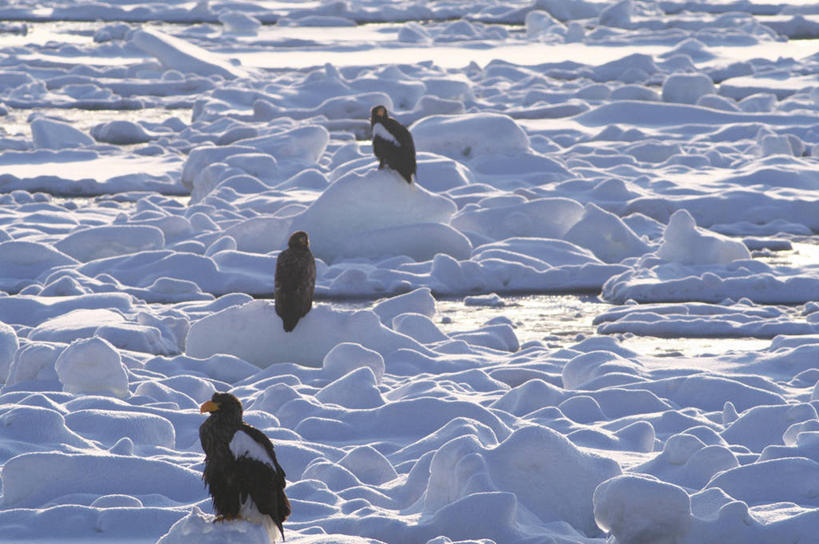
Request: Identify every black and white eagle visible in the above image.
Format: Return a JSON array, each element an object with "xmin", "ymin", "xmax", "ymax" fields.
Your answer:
[
  {"xmin": 199, "ymin": 392, "xmax": 290, "ymax": 541},
  {"xmin": 274, "ymin": 230, "xmax": 316, "ymax": 332},
  {"xmin": 370, "ymin": 104, "xmax": 416, "ymax": 184}
]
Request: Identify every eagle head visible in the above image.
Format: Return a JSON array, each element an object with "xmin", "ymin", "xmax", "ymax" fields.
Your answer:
[
  {"xmin": 288, "ymin": 231, "xmax": 310, "ymax": 249},
  {"xmin": 200, "ymin": 392, "xmax": 243, "ymax": 425},
  {"xmin": 370, "ymin": 105, "xmax": 389, "ymax": 126}
]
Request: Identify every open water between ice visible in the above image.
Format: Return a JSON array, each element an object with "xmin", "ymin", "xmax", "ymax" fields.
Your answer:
[
  {"xmin": 329, "ymin": 240, "xmax": 819, "ymax": 359},
  {"xmin": 330, "ymin": 289, "xmax": 784, "ymax": 360}
]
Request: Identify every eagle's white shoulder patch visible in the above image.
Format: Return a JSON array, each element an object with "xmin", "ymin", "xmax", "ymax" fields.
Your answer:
[
  {"xmin": 229, "ymin": 429, "xmax": 274, "ymax": 468},
  {"xmin": 373, "ymin": 122, "xmax": 400, "ymax": 146}
]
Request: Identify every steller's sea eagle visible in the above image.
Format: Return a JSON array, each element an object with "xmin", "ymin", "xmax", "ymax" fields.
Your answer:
[
  {"xmin": 370, "ymin": 104, "xmax": 416, "ymax": 184},
  {"xmin": 199, "ymin": 392, "xmax": 290, "ymax": 541},
  {"xmin": 274, "ymin": 230, "xmax": 316, "ymax": 332}
]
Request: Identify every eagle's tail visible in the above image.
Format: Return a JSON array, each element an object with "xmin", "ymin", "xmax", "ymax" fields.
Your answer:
[{"xmin": 281, "ymin": 317, "xmax": 298, "ymax": 332}]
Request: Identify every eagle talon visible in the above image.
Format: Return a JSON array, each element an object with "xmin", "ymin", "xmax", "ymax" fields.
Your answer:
[{"xmin": 217, "ymin": 513, "xmax": 246, "ymax": 522}]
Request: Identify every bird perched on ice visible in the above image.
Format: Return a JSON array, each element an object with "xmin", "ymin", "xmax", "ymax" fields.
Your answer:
[
  {"xmin": 370, "ymin": 104, "xmax": 416, "ymax": 183},
  {"xmin": 275, "ymin": 230, "xmax": 316, "ymax": 332},
  {"xmin": 199, "ymin": 392, "xmax": 290, "ymax": 541}
]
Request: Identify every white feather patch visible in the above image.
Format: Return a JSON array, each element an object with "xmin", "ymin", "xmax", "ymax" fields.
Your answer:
[
  {"xmin": 373, "ymin": 122, "xmax": 400, "ymax": 146},
  {"xmin": 229, "ymin": 429, "xmax": 274, "ymax": 468}
]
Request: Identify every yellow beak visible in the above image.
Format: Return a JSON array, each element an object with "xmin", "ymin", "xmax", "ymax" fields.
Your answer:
[{"xmin": 200, "ymin": 400, "xmax": 220, "ymax": 414}]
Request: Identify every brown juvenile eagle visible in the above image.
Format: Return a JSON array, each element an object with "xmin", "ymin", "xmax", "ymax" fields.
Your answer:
[
  {"xmin": 199, "ymin": 392, "xmax": 290, "ymax": 540},
  {"xmin": 370, "ymin": 104, "xmax": 416, "ymax": 184},
  {"xmin": 274, "ymin": 230, "xmax": 316, "ymax": 332}
]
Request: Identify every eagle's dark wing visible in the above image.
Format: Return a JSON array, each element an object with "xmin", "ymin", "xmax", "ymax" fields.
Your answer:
[
  {"xmin": 372, "ymin": 133, "xmax": 391, "ymax": 169},
  {"xmin": 202, "ymin": 456, "xmax": 241, "ymax": 517},
  {"xmin": 231, "ymin": 425, "xmax": 291, "ymax": 538},
  {"xmin": 274, "ymin": 247, "xmax": 316, "ymax": 332},
  {"xmin": 200, "ymin": 418, "xmax": 242, "ymax": 518},
  {"xmin": 385, "ymin": 119, "xmax": 415, "ymax": 160},
  {"xmin": 381, "ymin": 118, "xmax": 416, "ymax": 183}
]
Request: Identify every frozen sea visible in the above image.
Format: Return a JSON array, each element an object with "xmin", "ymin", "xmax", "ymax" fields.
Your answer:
[{"xmin": 3, "ymin": 1, "xmax": 819, "ymax": 543}]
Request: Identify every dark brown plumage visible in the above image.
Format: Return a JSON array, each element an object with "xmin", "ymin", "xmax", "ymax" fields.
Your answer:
[
  {"xmin": 370, "ymin": 105, "xmax": 416, "ymax": 184},
  {"xmin": 274, "ymin": 231, "xmax": 316, "ymax": 332},
  {"xmin": 199, "ymin": 392, "xmax": 290, "ymax": 540}
]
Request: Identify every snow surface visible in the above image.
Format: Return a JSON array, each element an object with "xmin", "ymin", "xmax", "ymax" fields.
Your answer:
[{"xmin": 1, "ymin": 1, "xmax": 819, "ymax": 544}]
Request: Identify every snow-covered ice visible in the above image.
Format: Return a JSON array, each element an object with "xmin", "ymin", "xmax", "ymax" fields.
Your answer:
[{"xmin": 2, "ymin": 1, "xmax": 819, "ymax": 543}]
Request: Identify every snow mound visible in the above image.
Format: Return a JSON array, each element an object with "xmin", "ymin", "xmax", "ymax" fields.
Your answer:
[
  {"xmin": 451, "ymin": 323, "xmax": 519, "ymax": 352},
  {"xmin": 373, "ymin": 287, "xmax": 436, "ymax": 325},
  {"xmin": 219, "ymin": 11, "xmax": 262, "ymax": 34},
  {"xmin": 237, "ymin": 126, "xmax": 329, "ymax": 164},
  {"xmin": 419, "ymin": 491, "xmax": 527, "ymax": 543},
  {"xmin": 635, "ymin": 433, "xmax": 738, "ymax": 489},
  {"xmin": 526, "ymin": 11, "xmax": 563, "ymax": 39},
  {"xmin": 423, "ymin": 425, "xmax": 621, "ymax": 536},
  {"xmin": 0, "ymin": 405, "xmax": 92, "ymax": 453},
  {"xmin": 6, "ymin": 342, "xmax": 61, "ymax": 386},
  {"xmin": 157, "ymin": 507, "xmax": 274, "ymax": 544},
  {"xmin": 657, "ymin": 210, "xmax": 751, "ymax": 265},
  {"xmin": 331, "ymin": 221, "xmax": 471, "ymax": 262},
  {"xmin": 594, "ymin": 474, "xmax": 692, "ymax": 543},
  {"xmin": 339, "ymin": 445, "xmax": 397, "ymax": 485},
  {"xmin": 132, "ymin": 29, "xmax": 246, "ymax": 79},
  {"xmin": 564, "ymin": 203, "xmax": 651, "ymax": 263},
  {"xmin": 76, "ymin": 250, "xmax": 276, "ymax": 296},
  {"xmin": 2, "ymin": 451, "xmax": 201, "ymax": 508},
  {"xmin": 415, "ymin": 155, "xmax": 473, "ymax": 192},
  {"xmin": 64, "ymin": 409, "xmax": 176, "ymax": 448},
  {"xmin": 411, "ymin": 113, "xmax": 531, "ymax": 160},
  {"xmin": 180, "ymin": 144, "xmax": 253, "ymax": 192},
  {"xmin": 0, "ymin": 241, "xmax": 78, "ymax": 292},
  {"xmin": 707, "ymin": 457, "xmax": 819, "ymax": 506},
  {"xmin": 182, "ymin": 126, "xmax": 328, "ymax": 199},
  {"xmin": 593, "ymin": 301, "xmax": 815, "ymax": 338},
  {"xmin": 54, "ymin": 337, "xmax": 129, "ymax": 398},
  {"xmin": 662, "ymin": 73, "xmax": 716, "ymax": 104},
  {"xmin": 223, "ymin": 216, "xmax": 290, "ymax": 254},
  {"xmin": 393, "ymin": 313, "xmax": 448, "ymax": 343},
  {"xmin": 322, "ymin": 342, "xmax": 385, "ymax": 383},
  {"xmin": 473, "ymin": 237, "xmax": 601, "ymax": 267},
  {"xmin": 0, "ymin": 322, "xmax": 19, "ymax": 383},
  {"xmin": 491, "ymin": 379, "xmax": 564, "ymax": 416},
  {"xmin": 54, "ymin": 225, "xmax": 165, "ymax": 262},
  {"xmin": 31, "ymin": 117, "xmax": 94, "ymax": 149},
  {"xmin": 91, "ymin": 120, "xmax": 153, "ymax": 145},
  {"xmin": 316, "ymin": 367, "xmax": 385, "ymax": 409},
  {"xmin": 721, "ymin": 403, "xmax": 817, "ymax": 452},
  {"xmin": 291, "ymin": 168, "xmax": 466, "ymax": 262},
  {"xmin": 562, "ymin": 351, "xmax": 642, "ymax": 389},
  {"xmin": 186, "ymin": 301, "xmax": 427, "ymax": 367},
  {"xmin": 591, "ymin": 54, "xmax": 659, "ymax": 83},
  {"xmin": 452, "ymin": 197, "xmax": 584, "ymax": 241},
  {"xmin": 29, "ymin": 307, "xmax": 179, "ymax": 355}
]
